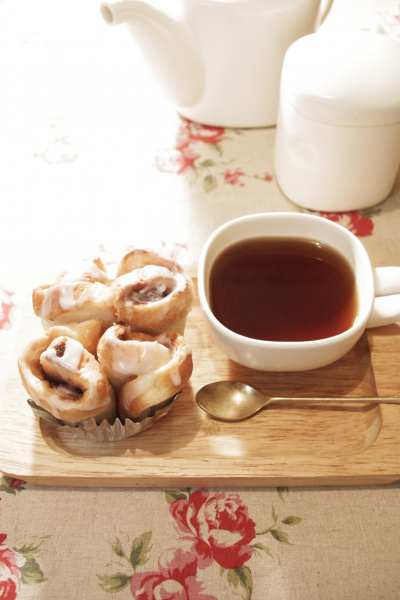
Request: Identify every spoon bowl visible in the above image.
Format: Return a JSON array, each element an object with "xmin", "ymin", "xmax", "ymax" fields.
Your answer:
[{"xmin": 195, "ymin": 381, "xmax": 400, "ymax": 421}]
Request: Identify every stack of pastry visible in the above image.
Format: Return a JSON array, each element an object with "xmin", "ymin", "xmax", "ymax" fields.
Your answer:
[{"xmin": 19, "ymin": 248, "xmax": 194, "ymax": 438}]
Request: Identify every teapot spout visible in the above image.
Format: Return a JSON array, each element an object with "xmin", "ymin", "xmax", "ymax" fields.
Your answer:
[{"xmin": 100, "ymin": 0, "xmax": 205, "ymax": 108}]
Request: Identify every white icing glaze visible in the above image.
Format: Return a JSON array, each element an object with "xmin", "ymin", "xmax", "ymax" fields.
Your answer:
[
  {"xmin": 41, "ymin": 281, "xmax": 112, "ymax": 317},
  {"xmin": 122, "ymin": 372, "xmax": 156, "ymax": 401},
  {"xmin": 169, "ymin": 365, "xmax": 181, "ymax": 387},
  {"xmin": 61, "ymin": 258, "xmax": 108, "ymax": 283},
  {"xmin": 78, "ymin": 282, "xmax": 113, "ymax": 305},
  {"xmin": 166, "ymin": 341, "xmax": 191, "ymax": 387},
  {"xmin": 116, "ymin": 265, "xmax": 186, "ymax": 304},
  {"xmin": 41, "ymin": 283, "xmax": 75, "ymax": 316},
  {"xmin": 42, "ymin": 337, "xmax": 83, "ymax": 372},
  {"xmin": 104, "ymin": 327, "xmax": 170, "ymax": 376},
  {"xmin": 59, "ymin": 283, "xmax": 78, "ymax": 310}
]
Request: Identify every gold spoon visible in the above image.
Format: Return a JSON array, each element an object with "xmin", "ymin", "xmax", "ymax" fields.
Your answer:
[{"xmin": 196, "ymin": 381, "xmax": 400, "ymax": 422}]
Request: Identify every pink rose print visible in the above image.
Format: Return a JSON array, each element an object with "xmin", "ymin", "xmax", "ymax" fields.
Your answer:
[
  {"xmin": 170, "ymin": 490, "xmax": 256, "ymax": 570},
  {"xmin": 100, "ymin": 490, "xmax": 302, "ymax": 597},
  {"xmin": 0, "ymin": 477, "xmax": 25, "ymax": 495},
  {"xmin": 154, "ymin": 120, "xmax": 220, "ymax": 176},
  {"xmin": 154, "ymin": 146, "xmax": 201, "ymax": 175},
  {"xmin": 0, "ymin": 289, "xmax": 15, "ymax": 330},
  {"xmin": 154, "ymin": 118, "xmax": 273, "ymax": 191},
  {"xmin": 318, "ymin": 211, "xmax": 374, "ymax": 237},
  {"xmin": 130, "ymin": 548, "xmax": 217, "ymax": 600},
  {"xmin": 0, "ymin": 499, "xmax": 46, "ymax": 594},
  {"xmin": 0, "ymin": 534, "xmax": 21, "ymax": 600},
  {"xmin": 224, "ymin": 168, "xmax": 245, "ymax": 187},
  {"xmin": 179, "ymin": 120, "xmax": 225, "ymax": 146},
  {"xmin": 159, "ymin": 241, "xmax": 188, "ymax": 262},
  {"xmin": 175, "ymin": 145, "xmax": 201, "ymax": 174},
  {"xmin": 9, "ymin": 480, "xmax": 24, "ymax": 490}
]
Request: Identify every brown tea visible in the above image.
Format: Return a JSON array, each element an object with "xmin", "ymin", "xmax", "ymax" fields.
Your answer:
[{"xmin": 209, "ymin": 237, "xmax": 358, "ymax": 342}]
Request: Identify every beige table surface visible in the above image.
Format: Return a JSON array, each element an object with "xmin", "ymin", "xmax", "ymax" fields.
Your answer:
[{"xmin": 1, "ymin": 0, "xmax": 400, "ymax": 598}]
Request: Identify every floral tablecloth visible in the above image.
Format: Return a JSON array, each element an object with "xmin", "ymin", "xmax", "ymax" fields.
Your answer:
[{"xmin": 1, "ymin": 0, "xmax": 400, "ymax": 598}]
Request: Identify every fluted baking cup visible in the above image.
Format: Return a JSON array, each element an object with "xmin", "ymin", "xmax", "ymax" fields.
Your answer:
[{"xmin": 27, "ymin": 393, "xmax": 179, "ymax": 442}]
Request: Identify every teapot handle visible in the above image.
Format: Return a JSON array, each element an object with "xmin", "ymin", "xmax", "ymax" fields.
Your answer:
[{"xmin": 318, "ymin": 0, "xmax": 335, "ymax": 26}]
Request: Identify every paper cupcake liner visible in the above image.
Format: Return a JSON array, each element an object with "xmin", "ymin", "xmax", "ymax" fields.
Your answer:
[{"xmin": 27, "ymin": 393, "xmax": 179, "ymax": 442}]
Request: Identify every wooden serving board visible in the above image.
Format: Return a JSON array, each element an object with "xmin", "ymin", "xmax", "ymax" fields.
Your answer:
[{"xmin": 1, "ymin": 280, "xmax": 400, "ymax": 488}]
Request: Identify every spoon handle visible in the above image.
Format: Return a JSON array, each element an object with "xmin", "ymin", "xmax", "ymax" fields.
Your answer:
[{"xmin": 271, "ymin": 396, "xmax": 400, "ymax": 405}]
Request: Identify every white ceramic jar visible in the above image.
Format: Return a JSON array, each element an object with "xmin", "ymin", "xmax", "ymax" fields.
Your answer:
[{"xmin": 274, "ymin": 31, "xmax": 400, "ymax": 212}]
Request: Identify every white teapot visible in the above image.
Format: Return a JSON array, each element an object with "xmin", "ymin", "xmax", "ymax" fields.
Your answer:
[{"xmin": 100, "ymin": 0, "xmax": 334, "ymax": 128}]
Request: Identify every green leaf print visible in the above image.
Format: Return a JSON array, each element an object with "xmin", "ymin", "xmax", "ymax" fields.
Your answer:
[
  {"xmin": 210, "ymin": 143, "xmax": 223, "ymax": 157},
  {"xmin": 277, "ymin": 487, "xmax": 289, "ymax": 501},
  {"xmin": 226, "ymin": 566, "xmax": 253, "ymax": 600},
  {"xmin": 18, "ymin": 557, "xmax": 47, "ymax": 585},
  {"xmin": 361, "ymin": 207, "xmax": 381, "ymax": 218},
  {"xmin": 270, "ymin": 529, "xmax": 291, "ymax": 545},
  {"xmin": 12, "ymin": 538, "xmax": 48, "ymax": 588},
  {"xmin": 112, "ymin": 538, "xmax": 128, "ymax": 561},
  {"xmin": 99, "ymin": 531, "xmax": 153, "ymax": 593},
  {"xmin": 164, "ymin": 488, "xmax": 190, "ymax": 504},
  {"xmin": 199, "ymin": 159, "xmax": 216, "ymax": 168},
  {"xmin": 256, "ymin": 505, "xmax": 300, "ymax": 547},
  {"xmin": 14, "ymin": 542, "xmax": 43, "ymax": 560},
  {"xmin": 281, "ymin": 516, "xmax": 302, "ymax": 526},
  {"xmin": 251, "ymin": 542, "xmax": 273, "ymax": 559},
  {"xmin": 0, "ymin": 476, "xmax": 25, "ymax": 494},
  {"xmin": 130, "ymin": 531, "xmax": 152, "ymax": 569},
  {"xmin": 203, "ymin": 174, "xmax": 218, "ymax": 192},
  {"xmin": 98, "ymin": 573, "xmax": 132, "ymax": 593}
]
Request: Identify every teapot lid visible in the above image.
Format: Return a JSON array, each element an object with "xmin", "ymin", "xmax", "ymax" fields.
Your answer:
[{"xmin": 281, "ymin": 31, "xmax": 400, "ymax": 126}]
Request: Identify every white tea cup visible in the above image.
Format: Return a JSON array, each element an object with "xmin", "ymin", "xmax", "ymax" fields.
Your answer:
[{"xmin": 198, "ymin": 213, "xmax": 400, "ymax": 371}]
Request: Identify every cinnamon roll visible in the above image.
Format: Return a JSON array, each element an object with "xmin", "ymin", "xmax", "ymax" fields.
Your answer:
[
  {"xmin": 44, "ymin": 319, "xmax": 108, "ymax": 357},
  {"xmin": 18, "ymin": 324, "xmax": 116, "ymax": 425},
  {"xmin": 111, "ymin": 249, "xmax": 194, "ymax": 334},
  {"xmin": 32, "ymin": 257, "xmax": 115, "ymax": 327},
  {"xmin": 97, "ymin": 324, "xmax": 193, "ymax": 421}
]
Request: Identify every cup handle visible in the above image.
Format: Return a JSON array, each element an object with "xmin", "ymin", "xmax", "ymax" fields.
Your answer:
[
  {"xmin": 367, "ymin": 295, "xmax": 400, "ymax": 328},
  {"xmin": 367, "ymin": 267, "xmax": 400, "ymax": 328},
  {"xmin": 374, "ymin": 266, "xmax": 400, "ymax": 296}
]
